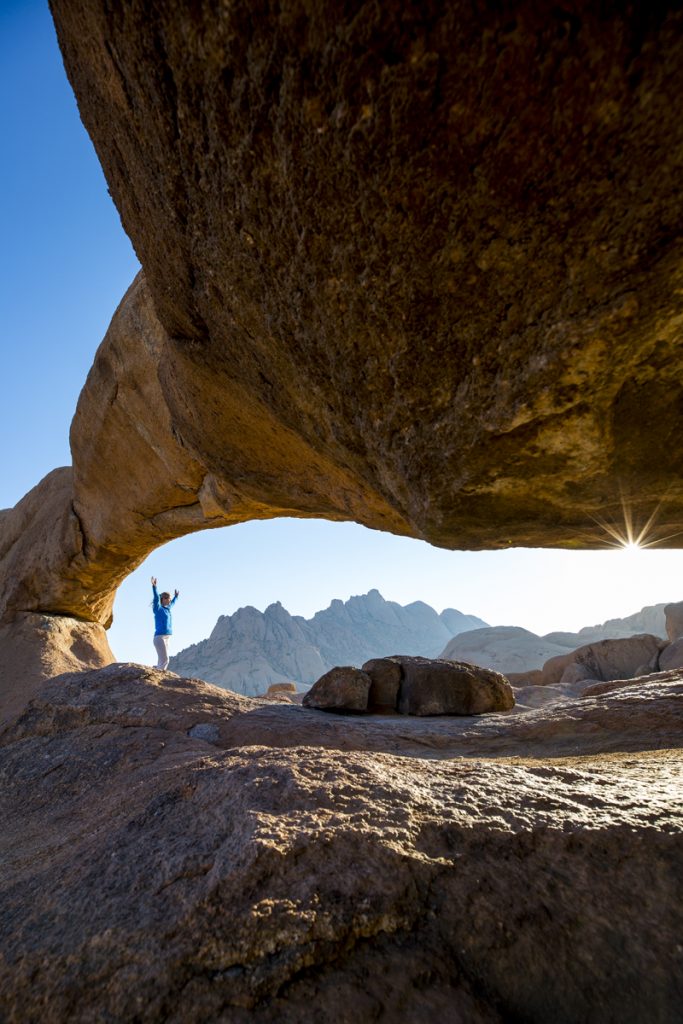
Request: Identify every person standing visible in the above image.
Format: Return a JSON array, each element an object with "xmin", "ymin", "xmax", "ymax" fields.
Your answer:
[{"xmin": 151, "ymin": 576, "xmax": 179, "ymax": 670}]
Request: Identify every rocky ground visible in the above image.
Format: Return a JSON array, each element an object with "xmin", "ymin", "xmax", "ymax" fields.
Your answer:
[{"xmin": 1, "ymin": 664, "xmax": 681, "ymax": 1022}]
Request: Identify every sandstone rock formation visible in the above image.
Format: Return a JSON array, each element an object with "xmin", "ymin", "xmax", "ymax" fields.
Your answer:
[
  {"xmin": 0, "ymin": 613, "xmax": 113, "ymax": 725},
  {"xmin": 36, "ymin": 0, "xmax": 683, "ymax": 611},
  {"xmin": 170, "ymin": 590, "xmax": 486, "ymax": 696},
  {"xmin": 1, "ymin": 663, "xmax": 681, "ymax": 1021}
]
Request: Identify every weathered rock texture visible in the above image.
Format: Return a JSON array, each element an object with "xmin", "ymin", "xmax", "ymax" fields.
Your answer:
[
  {"xmin": 395, "ymin": 657, "xmax": 514, "ymax": 716},
  {"xmin": 2, "ymin": 6, "xmax": 682, "ymax": 1020},
  {"xmin": 0, "ymin": 613, "xmax": 113, "ymax": 725},
  {"xmin": 304, "ymin": 657, "xmax": 513, "ymax": 715},
  {"xmin": 0, "ymin": 279, "xmax": 229, "ymax": 632},
  {"xmin": 305, "ymin": 655, "xmax": 511, "ymax": 712},
  {"xmin": 1, "ymin": 664, "xmax": 681, "ymax": 1022}
]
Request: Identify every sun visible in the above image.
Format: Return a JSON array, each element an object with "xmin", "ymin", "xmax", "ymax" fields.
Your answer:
[{"xmin": 584, "ymin": 485, "xmax": 683, "ymax": 551}]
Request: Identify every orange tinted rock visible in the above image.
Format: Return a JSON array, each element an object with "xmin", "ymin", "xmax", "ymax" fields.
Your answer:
[
  {"xmin": 265, "ymin": 682, "xmax": 298, "ymax": 696},
  {"xmin": 5, "ymin": 2, "xmax": 683, "ymax": 692},
  {"xmin": 0, "ymin": 613, "xmax": 113, "ymax": 725}
]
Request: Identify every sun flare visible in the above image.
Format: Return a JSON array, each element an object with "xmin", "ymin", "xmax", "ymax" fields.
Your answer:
[{"xmin": 584, "ymin": 485, "xmax": 683, "ymax": 552}]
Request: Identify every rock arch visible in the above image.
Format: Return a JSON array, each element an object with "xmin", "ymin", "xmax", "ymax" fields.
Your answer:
[{"xmin": 3, "ymin": 0, "xmax": 683, "ymax": 694}]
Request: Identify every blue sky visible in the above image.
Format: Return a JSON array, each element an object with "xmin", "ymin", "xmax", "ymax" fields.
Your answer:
[{"xmin": 3, "ymin": 1, "xmax": 683, "ymax": 667}]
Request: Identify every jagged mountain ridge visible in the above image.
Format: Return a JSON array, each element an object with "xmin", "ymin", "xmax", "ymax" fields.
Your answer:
[{"xmin": 169, "ymin": 589, "xmax": 486, "ymax": 696}]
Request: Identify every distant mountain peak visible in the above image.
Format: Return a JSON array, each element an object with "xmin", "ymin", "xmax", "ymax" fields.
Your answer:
[{"xmin": 171, "ymin": 590, "xmax": 489, "ymax": 696}]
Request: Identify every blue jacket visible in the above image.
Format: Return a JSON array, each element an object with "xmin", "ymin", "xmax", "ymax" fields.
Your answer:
[{"xmin": 152, "ymin": 585, "xmax": 177, "ymax": 635}]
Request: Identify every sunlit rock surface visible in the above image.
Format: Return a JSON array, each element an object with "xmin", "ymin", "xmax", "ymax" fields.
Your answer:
[
  {"xmin": 1, "ymin": 665, "xmax": 681, "ymax": 1022},
  {"xmin": 0, "ymin": 613, "xmax": 112, "ymax": 725}
]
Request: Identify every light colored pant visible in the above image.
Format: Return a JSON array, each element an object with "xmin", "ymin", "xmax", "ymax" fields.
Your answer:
[{"xmin": 154, "ymin": 634, "xmax": 171, "ymax": 670}]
